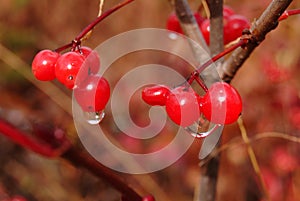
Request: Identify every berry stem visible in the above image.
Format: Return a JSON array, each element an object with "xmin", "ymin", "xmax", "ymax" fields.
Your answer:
[
  {"xmin": 197, "ymin": 38, "xmax": 247, "ymax": 74},
  {"xmin": 0, "ymin": 118, "xmax": 70, "ymax": 157},
  {"xmin": 75, "ymin": 0, "xmax": 135, "ymax": 41},
  {"xmin": 187, "ymin": 38, "xmax": 248, "ymax": 86},
  {"xmin": 54, "ymin": 43, "xmax": 73, "ymax": 53},
  {"xmin": 278, "ymin": 9, "xmax": 300, "ymax": 21},
  {"xmin": 55, "ymin": 0, "xmax": 135, "ymax": 53}
]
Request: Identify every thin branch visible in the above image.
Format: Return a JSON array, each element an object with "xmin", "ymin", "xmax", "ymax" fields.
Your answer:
[
  {"xmin": 218, "ymin": 0, "xmax": 293, "ymax": 83},
  {"xmin": 237, "ymin": 117, "xmax": 269, "ymax": 201},
  {"xmin": 98, "ymin": 0, "xmax": 105, "ymax": 17},
  {"xmin": 55, "ymin": 0, "xmax": 135, "ymax": 52},
  {"xmin": 279, "ymin": 9, "xmax": 300, "ymax": 21},
  {"xmin": 75, "ymin": 0, "xmax": 135, "ymax": 42},
  {"xmin": 62, "ymin": 147, "xmax": 143, "ymax": 201},
  {"xmin": 200, "ymin": 132, "xmax": 300, "ymax": 168},
  {"xmin": 207, "ymin": 0, "xmax": 224, "ymax": 55},
  {"xmin": 0, "ymin": 118, "xmax": 70, "ymax": 158},
  {"xmin": 0, "ymin": 43, "xmax": 72, "ymax": 116}
]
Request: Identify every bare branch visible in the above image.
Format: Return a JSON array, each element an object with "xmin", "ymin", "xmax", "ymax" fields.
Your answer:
[{"xmin": 218, "ymin": 0, "xmax": 293, "ymax": 83}]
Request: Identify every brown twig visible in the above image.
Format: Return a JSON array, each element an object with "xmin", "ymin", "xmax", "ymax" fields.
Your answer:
[
  {"xmin": 198, "ymin": 1, "xmax": 223, "ymax": 201},
  {"xmin": 218, "ymin": 0, "xmax": 293, "ymax": 83},
  {"xmin": 62, "ymin": 147, "xmax": 143, "ymax": 201}
]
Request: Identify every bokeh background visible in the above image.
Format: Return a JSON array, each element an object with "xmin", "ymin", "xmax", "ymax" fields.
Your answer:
[{"xmin": 0, "ymin": 0, "xmax": 300, "ymax": 201}]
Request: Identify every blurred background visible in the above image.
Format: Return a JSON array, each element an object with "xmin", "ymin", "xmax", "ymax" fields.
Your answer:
[{"xmin": 0, "ymin": 0, "xmax": 300, "ymax": 200}]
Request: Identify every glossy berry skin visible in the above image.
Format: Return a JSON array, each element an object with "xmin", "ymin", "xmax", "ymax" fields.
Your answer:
[
  {"xmin": 165, "ymin": 86, "xmax": 200, "ymax": 127},
  {"xmin": 194, "ymin": 12, "xmax": 205, "ymax": 27},
  {"xmin": 166, "ymin": 13, "xmax": 183, "ymax": 34},
  {"xmin": 55, "ymin": 52, "xmax": 85, "ymax": 89},
  {"xmin": 74, "ymin": 75, "xmax": 110, "ymax": 112},
  {"xmin": 75, "ymin": 46, "xmax": 100, "ymax": 77},
  {"xmin": 224, "ymin": 14, "xmax": 250, "ymax": 44},
  {"xmin": 142, "ymin": 195, "xmax": 156, "ymax": 201},
  {"xmin": 200, "ymin": 19, "xmax": 210, "ymax": 44},
  {"xmin": 200, "ymin": 7, "xmax": 250, "ymax": 45},
  {"xmin": 142, "ymin": 85, "xmax": 170, "ymax": 106},
  {"xmin": 200, "ymin": 82, "xmax": 242, "ymax": 124},
  {"xmin": 32, "ymin": 49, "xmax": 60, "ymax": 81}
]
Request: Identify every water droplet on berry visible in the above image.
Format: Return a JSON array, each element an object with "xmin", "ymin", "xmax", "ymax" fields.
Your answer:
[
  {"xmin": 84, "ymin": 110, "xmax": 105, "ymax": 125},
  {"xmin": 68, "ymin": 75, "xmax": 73, "ymax": 80},
  {"xmin": 184, "ymin": 114, "xmax": 221, "ymax": 138}
]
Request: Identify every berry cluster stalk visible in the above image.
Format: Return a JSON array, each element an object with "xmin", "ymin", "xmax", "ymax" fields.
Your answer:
[{"xmin": 55, "ymin": 0, "xmax": 135, "ymax": 53}]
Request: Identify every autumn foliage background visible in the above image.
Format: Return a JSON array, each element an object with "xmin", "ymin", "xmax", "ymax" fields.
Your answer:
[{"xmin": 0, "ymin": 0, "xmax": 300, "ymax": 201}]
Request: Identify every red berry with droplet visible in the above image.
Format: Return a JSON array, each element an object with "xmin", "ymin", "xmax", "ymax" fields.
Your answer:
[
  {"xmin": 32, "ymin": 49, "xmax": 60, "ymax": 81},
  {"xmin": 142, "ymin": 85, "xmax": 170, "ymax": 106},
  {"xmin": 224, "ymin": 14, "xmax": 250, "ymax": 44},
  {"xmin": 55, "ymin": 51, "xmax": 85, "ymax": 89},
  {"xmin": 74, "ymin": 75, "xmax": 110, "ymax": 112},
  {"xmin": 165, "ymin": 86, "xmax": 200, "ymax": 127},
  {"xmin": 200, "ymin": 82, "xmax": 242, "ymax": 124}
]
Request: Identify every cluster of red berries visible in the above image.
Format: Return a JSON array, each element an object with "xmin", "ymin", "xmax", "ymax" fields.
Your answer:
[
  {"xmin": 31, "ymin": 47, "xmax": 110, "ymax": 113},
  {"xmin": 142, "ymin": 82, "xmax": 242, "ymax": 127},
  {"xmin": 167, "ymin": 5, "xmax": 250, "ymax": 45}
]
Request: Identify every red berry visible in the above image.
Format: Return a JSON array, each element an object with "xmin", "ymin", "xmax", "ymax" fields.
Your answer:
[
  {"xmin": 166, "ymin": 13, "xmax": 183, "ymax": 34},
  {"xmin": 165, "ymin": 86, "xmax": 200, "ymax": 127},
  {"xmin": 32, "ymin": 49, "xmax": 60, "ymax": 81},
  {"xmin": 224, "ymin": 14, "xmax": 250, "ymax": 44},
  {"xmin": 200, "ymin": 19, "xmax": 210, "ymax": 44},
  {"xmin": 194, "ymin": 12, "xmax": 205, "ymax": 26},
  {"xmin": 142, "ymin": 195, "xmax": 156, "ymax": 201},
  {"xmin": 223, "ymin": 5, "xmax": 235, "ymax": 18},
  {"xmin": 74, "ymin": 75, "xmax": 110, "ymax": 112},
  {"xmin": 200, "ymin": 10, "xmax": 250, "ymax": 45},
  {"xmin": 200, "ymin": 82, "xmax": 242, "ymax": 124},
  {"xmin": 55, "ymin": 52, "xmax": 85, "ymax": 89},
  {"xmin": 142, "ymin": 85, "xmax": 170, "ymax": 106},
  {"xmin": 271, "ymin": 147, "xmax": 298, "ymax": 174},
  {"xmin": 75, "ymin": 46, "xmax": 100, "ymax": 76}
]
